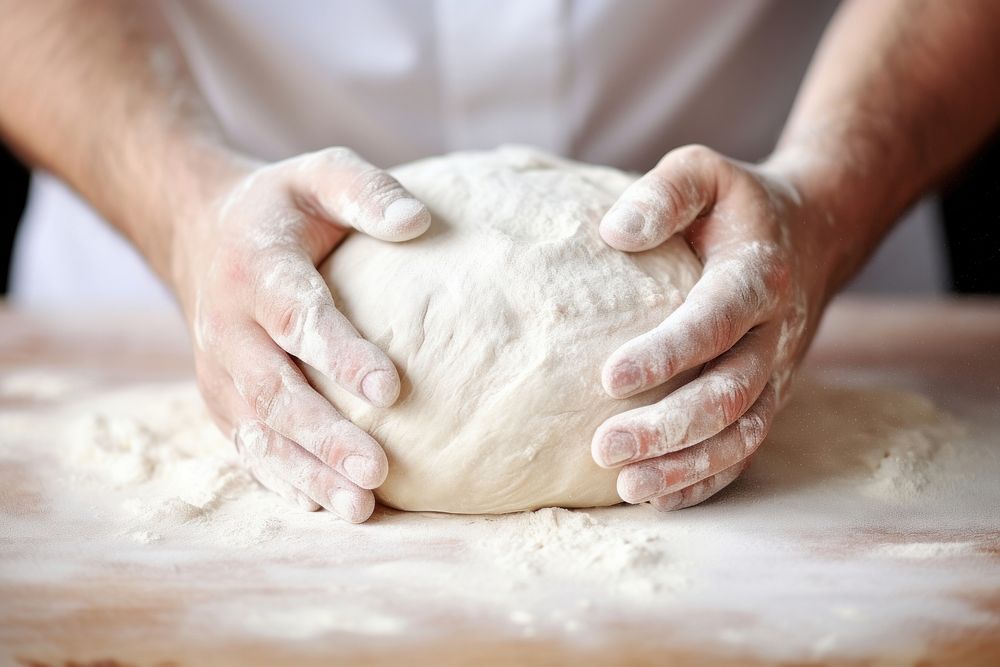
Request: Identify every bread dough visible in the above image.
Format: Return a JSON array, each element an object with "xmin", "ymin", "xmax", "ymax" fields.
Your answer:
[{"xmin": 309, "ymin": 147, "xmax": 701, "ymax": 514}]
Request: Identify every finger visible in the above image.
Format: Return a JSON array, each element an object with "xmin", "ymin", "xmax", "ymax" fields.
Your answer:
[
  {"xmin": 251, "ymin": 247, "xmax": 400, "ymax": 407},
  {"xmin": 601, "ymin": 242, "xmax": 786, "ymax": 399},
  {"xmin": 614, "ymin": 384, "xmax": 776, "ymax": 503},
  {"xmin": 224, "ymin": 322, "xmax": 388, "ymax": 489},
  {"xmin": 292, "ymin": 147, "xmax": 430, "ymax": 242},
  {"xmin": 235, "ymin": 420, "xmax": 375, "ymax": 523},
  {"xmin": 242, "ymin": 454, "xmax": 322, "ymax": 512},
  {"xmin": 649, "ymin": 458, "xmax": 750, "ymax": 512},
  {"xmin": 215, "ymin": 380, "xmax": 338, "ymax": 512},
  {"xmin": 593, "ymin": 324, "xmax": 779, "ymax": 467},
  {"xmin": 600, "ymin": 145, "xmax": 724, "ymax": 252}
]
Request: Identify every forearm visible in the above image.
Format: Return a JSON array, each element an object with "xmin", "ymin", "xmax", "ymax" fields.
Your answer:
[
  {"xmin": 769, "ymin": 0, "xmax": 1000, "ymax": 290},
  {"xmin": 0, "ymin": 0, "xmax": 249, "ymax": 284}
]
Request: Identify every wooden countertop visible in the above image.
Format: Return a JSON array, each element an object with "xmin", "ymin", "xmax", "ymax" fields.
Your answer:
[{"xmin": 1, "ymin": 297, "xmax": 999, "ymax": 666}]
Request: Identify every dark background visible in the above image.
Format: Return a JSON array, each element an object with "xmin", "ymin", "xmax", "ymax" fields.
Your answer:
[
  {"xmin": 940, "ymin": 133, "xmax": 1000, "ymax": 293},
  {"xmin": 0, "ymin": 138, "xmax": 997, "ymax": 296},
  {"xmin": 0, "ymin": 142, "xmax": 29, "ymax": 294}
]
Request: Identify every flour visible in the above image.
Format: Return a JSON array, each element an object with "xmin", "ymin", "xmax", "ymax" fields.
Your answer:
[
  {"xmin": 57, "ymin": 377, "xmax": 970, "ymax": 552},
  {"xmin": 0, "ymin": 369, "xmax": 92, "ymax": 401},
  {"xmin": 61, "ymin": 383, "xmax": 687, "ymax": 597},
  {"xmin": 4, "ymin": 366, "xmax": 999, "ymax": 660},
  {"xmin": 866, "ymin": 434, "xmax": 942, "ymax": 500},
  {"xmin": 68, "ymin": 385, "xmax": 248, "ymax": 498},
  {"xmin": 858, "ymin": 394, "xmax": 960, "ymax": 501},
  {"xmin": 65, "ymin": 383, "xmax": 278, "ymax": 546},
  {"xmin": 870, "ymin": 541, "xmax": 979, "ymax": 560},
  {"xmin": 482, "ymin": 507, "xmax": 690, "ymax": 597}
]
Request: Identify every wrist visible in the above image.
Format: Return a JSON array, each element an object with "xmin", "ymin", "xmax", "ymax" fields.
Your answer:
[
  {"xmin": 155, "ymin": 140, "xmax": 257, "ymax": 312},
  {"xmin": 761, "ymin": 136, "xmax": 912, "ymax": 295}
]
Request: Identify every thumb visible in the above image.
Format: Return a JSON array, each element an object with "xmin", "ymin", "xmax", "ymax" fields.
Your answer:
[
  {"xmin": 289, "ymin": 147, "xmax": 431, "ymax": 242},
  {"xmin": 600, "ymin": 144, "xmax": 723, "ymax": 252}
]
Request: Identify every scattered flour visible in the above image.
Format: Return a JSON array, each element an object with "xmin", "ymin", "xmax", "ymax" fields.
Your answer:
[
  {"xmin": 482, "ymin": 507, "xmax": 690, "ymax": 597},
  {"xmin": 63, "ymin": 383, "xmax": 283, "ymax": 546},
  {"xmin": 55, "ymin": 378, "xmax": 975, "ymax": 565},
  {"xmin": 0, "ymin": 369, "xmax": 92, "ymax": 401},
  {"xmin": 858, "ymin": 392, "xmax": 963, "ymax": 501},
  {"xmin": 4, "ymin": 371, "xmax": 998, "ymax": 662},
  {"xmin": 870, "ymin": 541, "xmax": 980, "ymax": 560},
  {"xmin": 756, "ymin": 382, "xmax": 967, "ymax": 506}
]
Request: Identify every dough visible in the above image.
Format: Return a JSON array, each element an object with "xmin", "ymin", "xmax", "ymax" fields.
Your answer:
[{"xmin": 309, "ymin": 147, "xmax": 701, "ymax": 514}]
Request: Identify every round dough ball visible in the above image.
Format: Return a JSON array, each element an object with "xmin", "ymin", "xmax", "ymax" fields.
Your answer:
[{"xmin": 308, "ymin": 147, "xmax": 701, "ymax": 514}]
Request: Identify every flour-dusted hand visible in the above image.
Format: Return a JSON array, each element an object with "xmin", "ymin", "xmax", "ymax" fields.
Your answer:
[
  {"xmin": 582, "ymin": 0, "xmax": 1000, "ymax": 509},
  {"xmin": 591, "ymin": 145, "xmax": 839, "ymax": 511},
  {"xmin": 174, "ymin": 148, "xmax": 431, "ymax": 522}
]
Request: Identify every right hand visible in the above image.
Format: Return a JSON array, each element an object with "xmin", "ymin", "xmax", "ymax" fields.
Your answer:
[{"xmin": 171, "ymin": 147, "xmax": 431, "ymax": 522}]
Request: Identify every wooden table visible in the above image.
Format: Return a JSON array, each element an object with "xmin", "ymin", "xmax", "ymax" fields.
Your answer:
[{"xmin": 1, "ymin": 298, "xmax": 999, "ymax": 666}]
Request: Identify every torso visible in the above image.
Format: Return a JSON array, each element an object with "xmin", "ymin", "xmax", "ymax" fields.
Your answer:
[{"xmin": 11, "ymin": 0, "xmax": 840, "ymax": 304}]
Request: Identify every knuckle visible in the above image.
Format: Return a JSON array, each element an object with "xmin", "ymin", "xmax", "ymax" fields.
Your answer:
[
  {"xmin": 242, "ymin": 372, "xmax": 285, "ymax": 422},
  {"xmin": 682, "ymin": 482, "xmax": 705, "ymax": 506},
  {"xmin": 256, "ymin": 252, "xmax": 319, "ymax": 297},
  {"xmin": 713, "ymin": 377, "xmax": 753, "ymax": 425},
  {"xmin": 667, "ymin": 143, "xmax": 717, "ymax": 167},
  {"xmin": 692, "ymin": 480, "xmax": 722, "ymax": 506},
  {"xmin": 705, "ymin": 307, "xmax": 743, "ymax": 353},
  {"xmin": 271, "ymin": 304, "xmax": 303, "ymax": 343},
  {"xmin": 763, "ymin": 257, "xmax": 793, "ymax": 300},
  {"xmin": 735, "ymin": 276, "xmax": 770, "ymax": 318},
  {"xmin": 235, "ymin": 421, "xmax": 272, "ymax": 461},
  {"xmin": 353, "ymin": 169, "xmax": 403, "ymax": 209},
  {"xmin": 640, "ymin": 351, "xmax": 671, "ymax": 390},
  {"xmin": 736, "ymin": 409, "xmax": 769, "ymax": 456},
  {"xmin": 768, "ymin": 265, "xmax": 793, "ymax": 303},
  {"xmin": 671, "ymin": 484, "xmax": 701, "ymax": 511},
  {"xmin": 682, "ymin": 468, "xmax": 738, "ymax": 510},
  {"xmin": 331, "ymin": 335, "xmax": 384, "ymax": 379},
  {"xmin": 656, "ymin": 408, "xmax": 692, "ymax": 454},
  {"xmin": 315, "ymin": 146, "xmax": 360, "ymax": 167},
  {"xmin": 311, "ymin": 436, "xmax": 343, "ymax": 467},
  {"xmin": 649, "ymin": 176, "xmax": 690, "ymax": 222},
  {"xmin": 744, "ymin": 241, "xmax": 792, "ymax": 304},
  {"xmin": 297, "ymin": 463, "xmax": 326, "ymax": 494},
  {"xmin": 649, "ymin": 149, "xmax": 716, "ymax": 220},
  {"xmin": 651, "ymin": 491, "xmax": 683, "ymax": 512},
  {"xmin": 633, "ymin": 335, "xmax": 672, "ymax": 384}
]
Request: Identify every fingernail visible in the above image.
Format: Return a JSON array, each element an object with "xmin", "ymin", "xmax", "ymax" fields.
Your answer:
[
  {"xmin": 330, "ymin": 488, "xmax": 359, "ymax": 521},
  {"xmin": 603, "ymin": 431, "xmax": 638, "ymax": 466},
  {"xmin": 343, "ymin": 454, "xmax": 378, "ymax": 487},
  {"xmin": 361, "ymin": 369, "xmax": 398, "ymax": 407},
  {"xmin": 621, "ymin": 467, "xmax": 663, "ymax": 503},
  {"xmin": 383, "ymin": 198, "xmax": 430, "ymax": 238},
  {"xmin": 602, "ymin": 206, "xmax": 646, "ymax": 239},
  {"xmin": 607, "ymin": 361, "xmax": 643, "ymax": 397}
]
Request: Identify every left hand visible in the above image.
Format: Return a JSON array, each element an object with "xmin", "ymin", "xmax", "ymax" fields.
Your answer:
[{"xmin": 590, "ymin": 144, "xmax": 838, "ymax": 511}]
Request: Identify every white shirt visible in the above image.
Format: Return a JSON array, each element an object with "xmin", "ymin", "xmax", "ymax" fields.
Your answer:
[{"xmin": 14, "ymin": 0, "xmax": 942, "ymax": 304}]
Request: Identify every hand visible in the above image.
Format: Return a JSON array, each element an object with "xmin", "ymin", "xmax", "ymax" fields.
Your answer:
[
  {"xmin": 172, "ymin": 147, "xmax": 430, "ymax": 522},
  {"xmin": 590, "ymin": 145, "xmax": 837, "ymax": 511}
]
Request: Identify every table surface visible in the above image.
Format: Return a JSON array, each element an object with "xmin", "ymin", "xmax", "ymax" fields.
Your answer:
[{"xmin": 1, "ymin": 297, "xmax": 999, "ymax": 666}]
